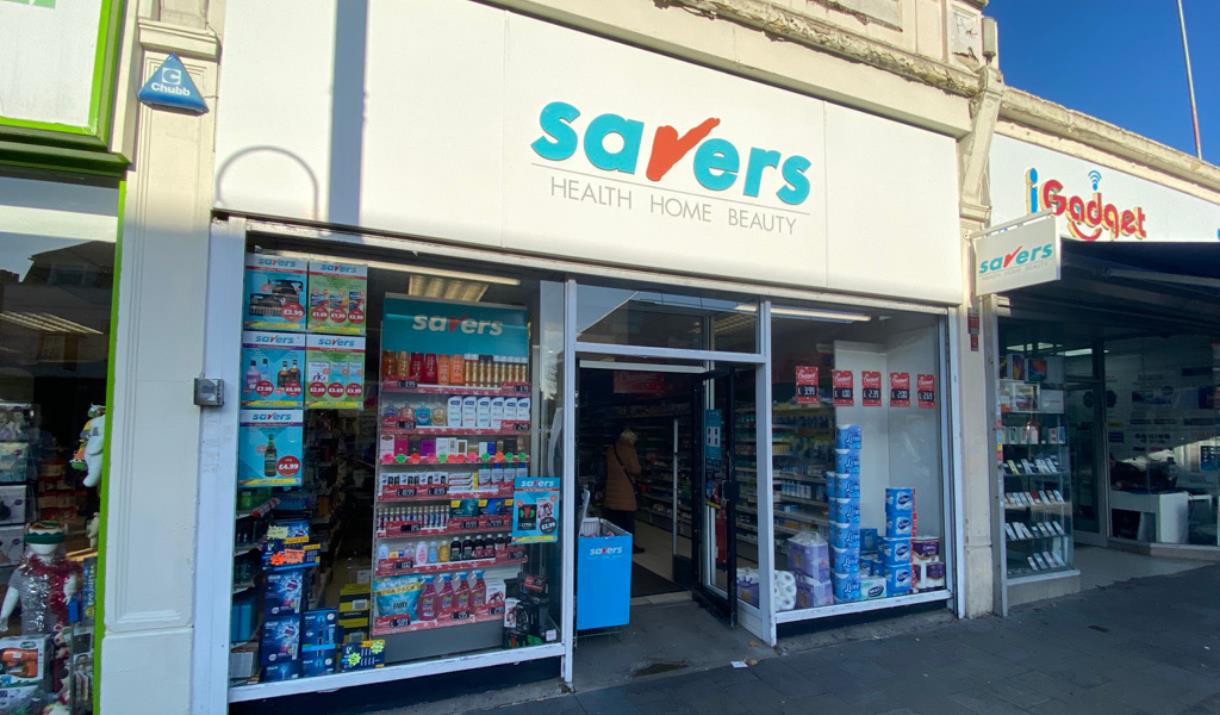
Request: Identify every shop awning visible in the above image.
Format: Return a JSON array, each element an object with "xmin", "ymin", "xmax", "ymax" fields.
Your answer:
[{"xmin": 1003, "ymin": 240, "xmax": 1220, "ymax": 335}]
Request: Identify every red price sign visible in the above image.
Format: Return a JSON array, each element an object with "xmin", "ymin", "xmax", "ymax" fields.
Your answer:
[
  {"xmin": 862, "ymin": 371, "xmax": 882, "ymax": 407},
  {"xmin": 254, "ymin": 380, "xmax": 274, "ymax": 398},
  {"xmin": 308, "ymin": 381, "xmax": 327, "ymax": 398},
  {"xmin": 284, "ymin": 383, "xmax": 302, "ymax": 398},
  {"xmin": 277, "ymin": 455, "xmax": 301, "ymax": 477},
  {"xmin": 917, "ymin": 374, "xmax": 937, "ymax": 409},
  {"xmin": 345, "ymin": 382, "xmax": 362, "ymax": 397},
  {"xmin": 282, "ymin": 303, "xmax": 305, "ymax": 322},
  {"xmin": 327, "ymin": 382, "xmax": 345, "ymax": 398},
  {"xmin": 310, "ymin": 306, "xmax": 329, "ymax": 322},
  {"xmin": 795, "ymin": 365, "xmax": 819, "ymax": 404},
  {"xmin": 348, "ymin": 308, "xmax": 365, "ymax": 324},
  {"xmin": 890, "ymin": 372, "xmax": 911, "ymax": 408},
  {"xmin": 832, "ymin": 370, "xmax": 854, "ymax": 407},
  {"xmin": 329, "ymin": 307, "xmax": 347, "ymax": 323}
]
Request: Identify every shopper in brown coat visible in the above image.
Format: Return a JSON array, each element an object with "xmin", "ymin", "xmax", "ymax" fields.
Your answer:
[{"xmin": 604, "ymin": 428, "xmax": 643, "ymax": 552}]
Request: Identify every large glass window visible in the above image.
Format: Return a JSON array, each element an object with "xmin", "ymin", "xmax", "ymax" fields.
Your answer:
[
  {"xmin": 0, "ymin": 174, "xmax": 116, "ymax": 713},
  {"xmin": 766, "ymin": 306, "xmax": 947, "ymax": 611},
  {"xmin": 576, "ymin": 284, "xmax": 757, "ymax": 353},
  {"xmin": 228, "ymin": 237, "xmax": 566, "ymax": 687}
]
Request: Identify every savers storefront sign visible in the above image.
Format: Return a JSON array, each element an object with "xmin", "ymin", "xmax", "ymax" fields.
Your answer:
[{"xmin": 974, "ymin": 213, "xmax": 1060, "ymax": 296}]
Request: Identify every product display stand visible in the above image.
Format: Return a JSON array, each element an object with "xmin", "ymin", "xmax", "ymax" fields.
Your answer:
[{"xmin": 997, "ymin": 375, "xmax": 1074, "ymax": 578}]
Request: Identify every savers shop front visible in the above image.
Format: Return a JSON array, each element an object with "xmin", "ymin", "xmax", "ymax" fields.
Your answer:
[{"xmin": 203, "ymin": 0, "xmax": 966, "ymax": 705}]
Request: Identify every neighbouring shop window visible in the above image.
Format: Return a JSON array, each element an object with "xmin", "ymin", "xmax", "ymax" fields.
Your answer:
[
  {"xmin": 1104, "ymin": 335, "xmax": 1220, "ymax": 547},
  {"xmin": 0, "ymin": 174, "xmax": 115, "ymax": 713},
  {"xmin": 229, "ymin": 238, "xmax": 565, "ymax": 686},
  {"xmin": 760, "ymin": 307, "xmax": 947, "ymax": 611}
]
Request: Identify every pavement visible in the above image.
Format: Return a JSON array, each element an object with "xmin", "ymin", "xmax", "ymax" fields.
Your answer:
[{"xmin": 234, "ymin": 562, "xmax": 1220, "ymax": 715}]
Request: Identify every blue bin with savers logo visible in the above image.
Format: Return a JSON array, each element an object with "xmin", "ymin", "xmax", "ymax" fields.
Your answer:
[{"xmin": 577, "ymin": 518, "xmax": 632, "ymax": 630}]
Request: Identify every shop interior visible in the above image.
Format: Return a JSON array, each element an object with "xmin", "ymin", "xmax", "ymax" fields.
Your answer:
[
  {"xmin": 996, "ymin": 240, "xmax": 1220, "ymax": 593},
  {"xmin": 0, "ymin": 175, "xmax": 115, "ymax": 714}
]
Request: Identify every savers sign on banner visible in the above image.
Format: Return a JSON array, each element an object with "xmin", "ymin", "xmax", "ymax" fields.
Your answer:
[
  {"xmin": 973, "ymin": 213, "xmax": 1060, "ymax": 296},
  {"xmin": 382, "ymin": 297, "xmax": 528, "ymax": 358}
]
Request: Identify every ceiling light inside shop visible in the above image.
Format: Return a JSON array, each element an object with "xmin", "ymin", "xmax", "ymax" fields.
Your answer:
[
  {"xmin": 408, "ymin": 275, "xmax": 488, "ymax": 303},
  {"xmin": 0, "ymin": 312, "xmax": 101, "ymax": 335},
  {"xmin": 734, "ymin": 304, "xmax": 871, "ymax": 323}
]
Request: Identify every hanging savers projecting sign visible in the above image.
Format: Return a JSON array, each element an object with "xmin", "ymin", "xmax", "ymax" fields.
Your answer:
[{"xmin": 382, "ymin": 297, "xmax": 529, "ymax": 362}]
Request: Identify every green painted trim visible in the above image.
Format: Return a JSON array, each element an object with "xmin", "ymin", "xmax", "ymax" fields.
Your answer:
[
  {"xmin": 0, "ymin": 125, "xmax": 109, "ymax": 151},
  {"xmin": 0, "ymin": 0, "xmax": 126, "ymax": 153},
  {"xmin": 93, "ymin": 179, "xmax": 124, "ymax": 715},
  {"xmin": 0, "ymin": 140, "xmax": 129, "ymax": 177}
]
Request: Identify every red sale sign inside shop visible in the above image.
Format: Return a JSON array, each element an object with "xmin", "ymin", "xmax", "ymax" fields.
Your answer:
[
  {"xmin": 890, "ymin": 372, "xmax": 911, "ymax": 408},
  {"xmin": 917, "ymin": 373, "xmax": 937, "ymax": 408},
  {"xmin": 862, "ymin": 371, "xmax": 882, "ymax": 407},
  {"xmin": 795, "ymin": 365, "xmax": 820, "ymax": 404},
  {"xmin": 832, "ymin": 370, "xmax": 854, "ymax": 406}
]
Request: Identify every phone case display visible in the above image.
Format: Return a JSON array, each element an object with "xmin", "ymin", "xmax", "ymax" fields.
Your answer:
[
  {"xmin": 998, "ymin": 358, "xmax": 1074, "ymax": 578},
  {"xmin": 307, "ymin": 261, "xmax": 367, "ymax": 336},
  {"xmin": 0, "ymin": 405, "xmax": 35, "ymax": 486},
  {"xmin": 238, "ymin": 411, "xmax": 304, "ymax": 488},
  {"xmin": 305, "ymin": 335, "xmax": 366, "ymax": 410},
  {"xmin": 241, "ymin": 332, "xmax": 306, "ymax": 408},
  {"xmin": 372, "ymin": 298, "xmax": 533, "ymax": 637},
  {"xmin": 243, "ymin": 254, "xmax": 307, "ymax": 332}
]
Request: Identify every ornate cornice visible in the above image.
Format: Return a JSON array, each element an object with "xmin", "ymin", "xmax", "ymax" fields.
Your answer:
[
  {"xmin": 659, "ymin": 0, "xmax": 980, "ymax": 99},
  {"xmin": 1000, "ymin": 88, "xmax": 1220, "ymax": 194}
]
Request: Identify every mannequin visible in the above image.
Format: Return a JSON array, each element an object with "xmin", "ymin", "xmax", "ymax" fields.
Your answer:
[{"xmin": 0, "ymin": 522, "xmax": 80, "ymax": 634}]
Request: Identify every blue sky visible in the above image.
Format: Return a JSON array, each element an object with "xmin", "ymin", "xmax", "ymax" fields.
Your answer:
[{"xmin": 985, "ymin": 0, "xmax": 1218, "ymax": 164}]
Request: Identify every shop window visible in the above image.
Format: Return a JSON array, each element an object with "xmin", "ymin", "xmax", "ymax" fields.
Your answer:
[
  {"xmin": 0, "ymin": 174, "xmax": 116, "ymax": 713},
  {"xmin": 228, "ymin": 239, "xmax": 566, "ymax": 686},
  {"xmin": 576, "ymin": 284, "xmax": 757, "ymax": 353},
  {"xmin": 766, "ymin": 307, "xmax": 948, "ymax": 610}
]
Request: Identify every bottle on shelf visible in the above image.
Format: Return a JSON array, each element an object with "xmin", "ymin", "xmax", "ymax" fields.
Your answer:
[{"xmin": 418, "ymin": 576, "xmax": 437, "ymax": 621}]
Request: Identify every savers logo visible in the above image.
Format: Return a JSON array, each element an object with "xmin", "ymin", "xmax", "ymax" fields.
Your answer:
[
  {"xmin": 412, "ymin": 315, "xmax": 504, "ymax": 337},
  {"xmin": 978, "ymin": 242, "xmax": 1054, "ymax": 275},
  {"xmin": 530, "ymin": 100, "xmax": 812, "ymax": 206},
  {"xmin": 1027, "ymin": 168, "xmax": 1147, "ymax": 241}
]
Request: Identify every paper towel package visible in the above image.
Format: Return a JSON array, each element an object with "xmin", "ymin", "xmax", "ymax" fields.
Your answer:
[
  {"xmin": 835, "ymin": 424, "xmax": 862, "ymax": 450},
  {"xmin": 882, "ymin": 537, "xmax": 912, "ymax": 565},
  {"xmin": 860, "ymin": 576, "xmax": 887, "ymax": 600},
  {"xmin": 773, "ymin": 570, "xmax": 798, "ymax": 611},
  {"xmin": 828, "ymin": 472, "xmax": 860, "ymax": 499},
  {"xmin": 829, "ymin": 497, "xmax": 861, "ymax": 525},
  {"xmin": 786, "ymin": 533, "xmax": 830, "ymax": 581},
  {"xmin": 911, "ymin": 536, "xmax": 941, "ymax": 563},
  {"xmin": 830, "ymin": 545, "xmax": 860, "ymax": 573},
  {"xmin": 913, "ymin": 561, "xmax": 946, "ymax": 591},
  {"xmin": 885, "ymin": 563, "xmax": 913, "ymax": 595},
  {"xmin": 885, "ymin": 487, "xmax": 915, "ymax": 515},
  {"xmin": 834, "ymin": 449, "xmax": 861, "ymax": 475},
  {"xmin": 828, "ymin": 522, "xmax": 860, "ymax": 549},
  {"xmin": 833, "ymin": 572, "xmax": 861, "ymax": 603},
  {"xmin": 885, "ymin": 511, "xmax": 914, "ymax": 538}
]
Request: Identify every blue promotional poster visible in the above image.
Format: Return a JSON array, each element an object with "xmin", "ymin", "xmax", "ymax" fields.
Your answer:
[
  {"xmin": 382, "ymin": 297, "xmax": 529, "ymax": 358},
  {"xmin": 241, "ymin": 331, "xmax": 306, "ymax": 407},
  {"xmin": 511, "ymin": 477, "xmax": 560, "ymax": 543},
  {"xmin": 239, "ymin": 410, "xmax": 304, "ymax": 487},
  {"xmin": 243, "ymin": 254, "xmax": 308, "ymax": 332}
]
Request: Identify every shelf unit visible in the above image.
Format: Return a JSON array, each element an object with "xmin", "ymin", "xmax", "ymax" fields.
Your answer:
[
  {"xmin": 998, "ymin": 377, "xmax": 1074, "ymax": 579},
  {"xmin": 372, "ymin": 371, "xmax": 531, "ymax": 638}
]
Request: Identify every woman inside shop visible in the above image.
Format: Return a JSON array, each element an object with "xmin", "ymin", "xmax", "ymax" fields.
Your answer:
[{"xmin": 603, "ymin": 427, "xmax": 644, "ymax": 553}]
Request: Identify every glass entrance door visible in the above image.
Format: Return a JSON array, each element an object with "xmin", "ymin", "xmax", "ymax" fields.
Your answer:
[
  {"xmin": 691, "ymin": 366, "xmax": 754, "ymax": 625},
  {"xmin": 1067, "ymin": 376, "xmax": 1108, "ymax": 545}
]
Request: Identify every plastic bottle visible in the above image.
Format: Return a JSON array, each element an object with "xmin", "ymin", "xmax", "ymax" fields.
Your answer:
[
  {"xmin": 438, "ymin": 539, "xmax": 451, "ymax": 563},
  {"xmin": 427, "ymin": 540, "xmax": 439, "ymax": 564},
  {"xmin": 450, "ymin": 536, "xmax": 462, "ymax": 561},
  {"xmin": 418, "ymin": 577, "xmax": 436, "ymax": 621},
  {"xmin": 437, "ymin": 575, "xmax": 453, "ymax": 618},
  {"xmin": 246, "ymin": 361, "xmax": 260, "ymax": 391},
  {"xmin": 414, "ymin": 540, "xmax": 428, "ymax": 567},
  {"xmin": 471, "ymin": 570, "xmax": 487, "ymax": 610},
  {"xmin": 453, "ymin": 571, "xmax": 470, "ymax": 616},
  {"xmin": 422, "ymin": 353, "xmax": 439, "ymax": 384}
]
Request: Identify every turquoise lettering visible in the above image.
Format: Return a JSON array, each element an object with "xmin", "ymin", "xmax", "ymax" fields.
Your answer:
[
  {"xmin": 583, "ymin": 113, "xmax": 644, "ymax": 173},
  {"xmin": 531, "ymin": 101, "xmax": 581, "ymax": 161},
  {"xmin": 778, "ymin": 155, "xmax": 812, "ymax": 205},
  {"xmin": 693, "ymin": 138, "xmax": 739, "ymax": 191}
]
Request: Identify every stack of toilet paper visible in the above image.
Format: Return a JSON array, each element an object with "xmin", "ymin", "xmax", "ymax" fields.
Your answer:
[
  {"xmin": 787, "ymin": 531, "xmax": 832, "ymax": 608},
  {"xmin": 736, "ymin": 568, "xmax": 761, "ymax": 607},
  {"xmin": 773, "ymin": 570, "xmax": 798, "ymax": 612},
  {"xmin": 910, "ymin": 536, "xmax": 946, "ymax": 592},
  {"xmin": 883, "ymin": 487, "xmax": 916, "ymax": 596},
  {"xmin": 829, "ymin": 425, "xmax": 862, "ymax": 603}
]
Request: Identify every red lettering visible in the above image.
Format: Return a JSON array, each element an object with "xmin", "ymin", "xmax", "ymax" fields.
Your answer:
[
  {"xmin": 1135, "ymin": 207, "xmax": 1147, "ymax": 239},
  {"xmin": 645, "ymin": 117, "xmax": 721, "ymax": 182},
  {"xmin": 1002, "ymin": 246, "xmax": 1023, "ymax": 268},
  {"xmin": 1042, "ymin": 179, "xmax": 1065, "ymax": 215}
]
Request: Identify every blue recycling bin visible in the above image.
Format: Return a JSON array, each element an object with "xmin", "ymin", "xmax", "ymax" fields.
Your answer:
[{"xmin": 577, "ymin": 518, "xmax": 632, "ymax": 630}]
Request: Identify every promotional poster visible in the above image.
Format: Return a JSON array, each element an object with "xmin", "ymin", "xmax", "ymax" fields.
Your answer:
[
  {"xmin": 243, "ymin": 254, "xmax": 308, "ymax": 332},
  {"xmin": 512, "ymin": 476, "xmax": 560, "ymax": 543},
  {"xmin": 239, "ymin": 410, "xmax": 304, "ymax": 487},
  {"xmin": 241, "ymin": 331, "xmax": 307, "ymax": 408}
]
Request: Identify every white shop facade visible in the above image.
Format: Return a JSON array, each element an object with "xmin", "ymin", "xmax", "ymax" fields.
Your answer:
[{"xmin": 197, "ymin": 0, "xmax": 970, "ymax": 707}]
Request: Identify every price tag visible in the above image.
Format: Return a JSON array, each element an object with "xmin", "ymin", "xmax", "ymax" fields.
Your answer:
[
  {"xmin": 862, "ymin": 371, "xmax": 882, "ymax": 407},
  {"xmin": 832, "ymin": 370, "xmax": 854, "ymax": 407},
  {"xmin": 795, "ymin": 365, "xmax": 819, "ymax": 404},
  {"xmin": 890, "ymin": 372, "xmax": 911, "ymax": 408},
  {"xmin": 918, "ymin": 373, "xmax": 937, "ymax": 409}
]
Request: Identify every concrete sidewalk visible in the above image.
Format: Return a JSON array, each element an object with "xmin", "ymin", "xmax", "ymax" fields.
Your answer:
[{"xmin": 479, "ymin": 564, "xmax": 1220, "ymax": 714}]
